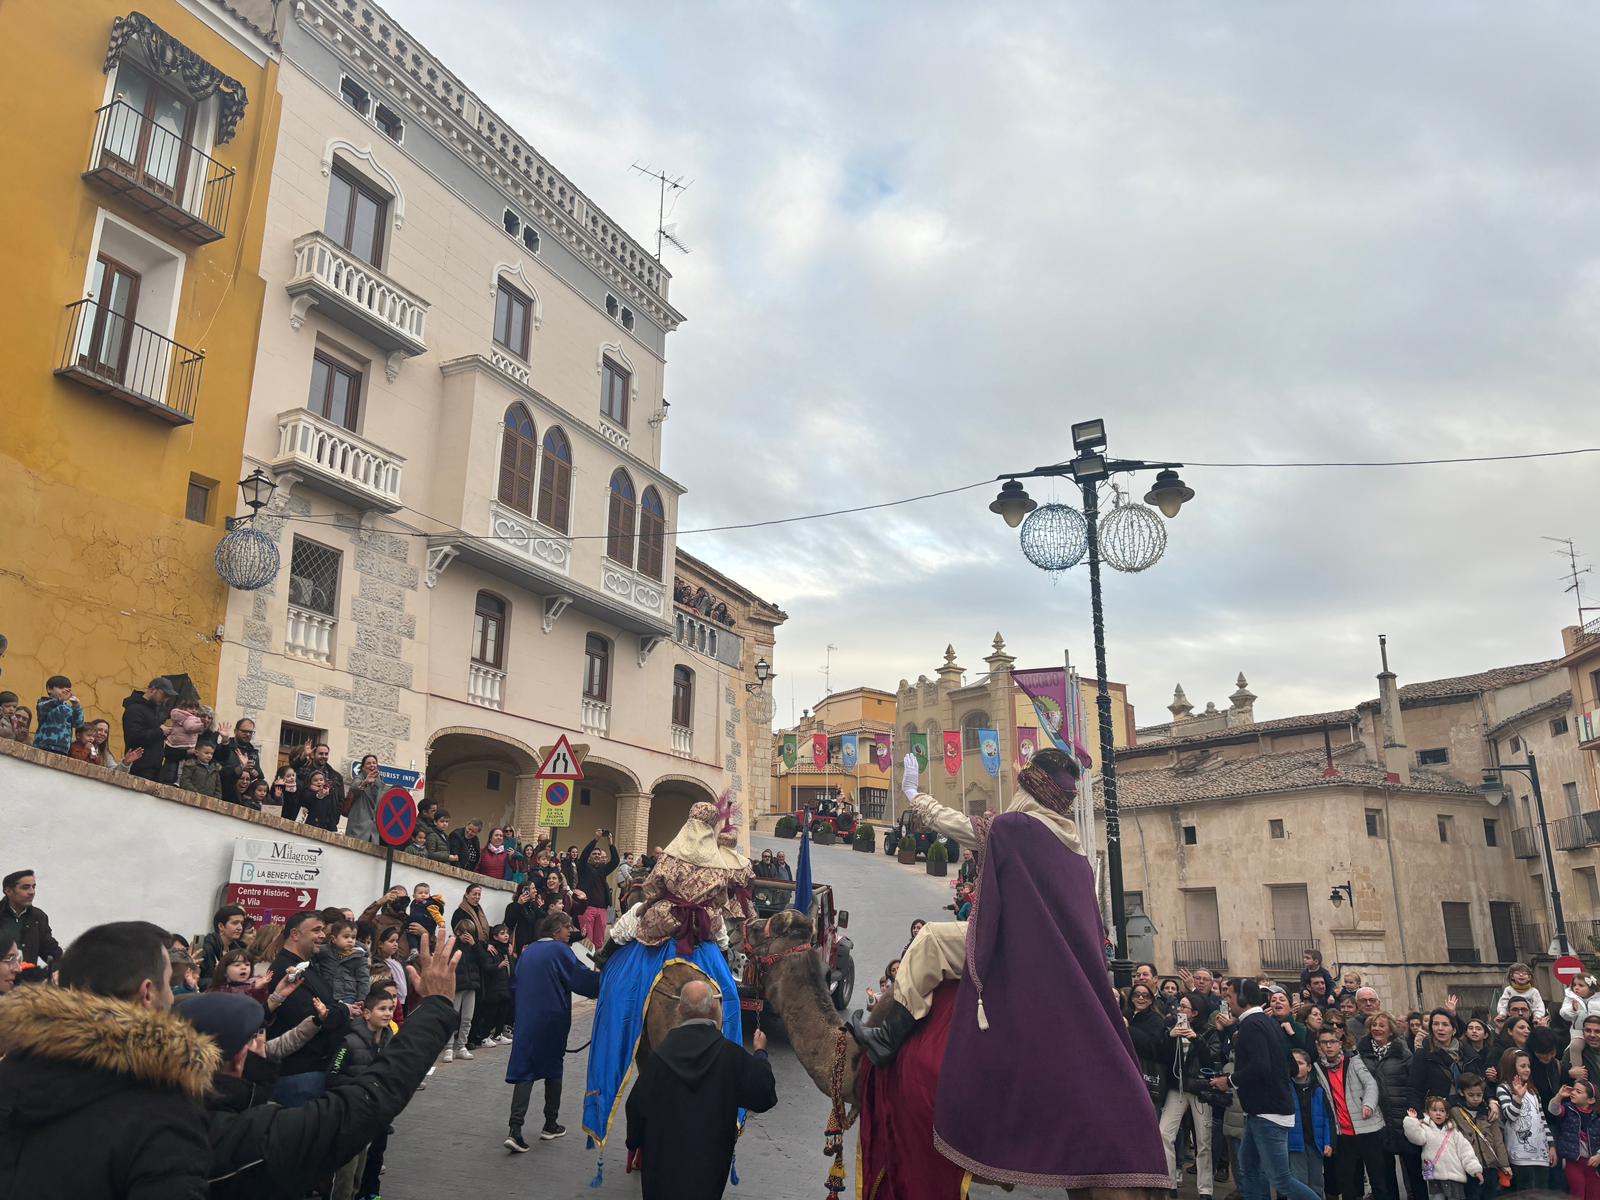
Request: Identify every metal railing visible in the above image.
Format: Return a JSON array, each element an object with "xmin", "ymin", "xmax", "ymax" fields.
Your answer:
[
  {"xmin": 1173, "ymin": 940, "xmax": 1229, "ymax": 972},
  {"xmin": 1576, "ymin": 616, "xmax": 1600, "ymax": 651},
  {"xmin": 1446, "ymin": 946, "xmax": 1483, "ymax": 965},
  {"xmin": 1259, "ymin": 938, "xmax": 1320, "ymax": 974},
  {"xmin": 858, "ymin": 793, "xmax": 888, "ymax": 821},
  {"xmin": 84, "ymin": 99, "xmax": 235, "ymax": 242},
  {"xmin": 55, "ymin": 299, "xmax": 203, "ymax": 423},
  {"xmin": 1548, "ymin": 813, "xmax": 1600, "ymax": 852},
  {"xmin": 1510, "ymin": 826, "xmax": 1540, "ymax": 860}
]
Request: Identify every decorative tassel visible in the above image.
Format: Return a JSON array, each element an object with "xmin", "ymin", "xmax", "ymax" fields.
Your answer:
[
  {"xmin": 976, "ymin": 996, "xmax": 989, "ymax": 1031},
  {"xmin": 589, "ymin": 1153, "xmax": 604, "ymax": 1189},
  {"xmin": 825, "ymin": 1154, "xmax": 848, "ymax": 1196}
]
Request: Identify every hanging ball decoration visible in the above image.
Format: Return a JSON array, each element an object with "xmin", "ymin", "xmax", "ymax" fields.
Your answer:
[
  {"xmin": 214, "ymin": 524, "xmax": 281, "ymax": 590},
  {"xmin": 1019, "ymin": 502, "xmax": 1089, "ymax": 572},
  {"xmin": 1099, "ymin": 501, "xmax": 1168, "ymax": 573}
]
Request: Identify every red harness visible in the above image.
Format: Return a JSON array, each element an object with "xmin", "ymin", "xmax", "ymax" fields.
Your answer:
[{"xmin": 742, "ymin": 913, "xmax": 815, "ymax": 967}]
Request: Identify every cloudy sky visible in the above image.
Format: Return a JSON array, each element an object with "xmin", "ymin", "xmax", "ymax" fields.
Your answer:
[{"xmin": 389, "ymin": 0, "xmax": 1600, "ymax": 729}]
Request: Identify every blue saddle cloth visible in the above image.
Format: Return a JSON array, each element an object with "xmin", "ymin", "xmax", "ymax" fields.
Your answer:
[{"xmin": 580, "ymin": 937, "xmax": 744, "ymax": 1147}]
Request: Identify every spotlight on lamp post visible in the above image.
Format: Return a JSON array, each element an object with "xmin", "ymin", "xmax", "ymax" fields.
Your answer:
[
  {"xmin": 1482, "ymin": 754, "xmax": 1568, "ymax": 954},
  {"xmin": 989, "ymin": 420, "xmax": 1196, "ymax": 989}
]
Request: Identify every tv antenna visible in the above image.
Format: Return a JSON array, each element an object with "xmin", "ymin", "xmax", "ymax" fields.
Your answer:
[
  {"xmin": 630, "ymin": 162, "xmax": 692, "ymax": 261},
  {"xmin": 822, "ymin": 644, "xmax": 839, "ymax": 695},
  {"xmin": 1543, "ymin": 536, "xmax": 1597, "ymax": 625}
]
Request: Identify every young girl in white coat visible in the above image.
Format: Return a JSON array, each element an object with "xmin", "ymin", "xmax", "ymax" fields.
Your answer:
[{"xmin": 1405, "ymin": 1096, "xmax": 1484, "ymax": 1200}]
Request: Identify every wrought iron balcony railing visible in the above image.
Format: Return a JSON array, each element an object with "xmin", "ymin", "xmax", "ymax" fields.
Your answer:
[
  {"xmin": 55, "ymin": 299, "xmax": 203, "ymax": 424},
  {"xmin": 84, "ymin": 99, "xmax": 235, "ymax": 243}
]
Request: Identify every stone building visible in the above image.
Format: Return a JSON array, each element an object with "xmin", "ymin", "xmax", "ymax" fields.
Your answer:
[
  {"xmin": 1107, "ymin": 647, "xmax": 1586, "ymax": 1008},
  {"xmin": 213, "ymin": 0, "xmax": 772, "ymax": 854},
  {"xmin": 772, "ymin": 687, "xmax": 898, "ymax": 822}
]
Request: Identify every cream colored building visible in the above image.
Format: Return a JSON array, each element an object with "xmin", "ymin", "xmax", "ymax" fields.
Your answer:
[
  {"xmin": 1108, "ymin": 649, "xmax": 1592, "ymax": 1008},
  {"xmin": 215, "ymin": 0, "xmax": 773, "ymax": 853}
]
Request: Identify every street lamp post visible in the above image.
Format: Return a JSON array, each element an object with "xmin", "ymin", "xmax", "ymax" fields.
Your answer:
[
  {"xmin": 990, "ymin": 419, "xmax": 1195, "ymax": 989},
  {"xmin": 1482, "ymin": 752, "xmax": 1568, "ymax": 955}
]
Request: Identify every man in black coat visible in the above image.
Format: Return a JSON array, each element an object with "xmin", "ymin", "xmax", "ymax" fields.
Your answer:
[
  {"xmin": 449, "ymin": 819, "xmax": 484, "ymax": 873},
  {"xmin": 0, "ymin": 869, "xmax": 63, "ymax": 967},
  {"xmin": 295, "ymin": 742, "xmax": 345, "ymax": 818},
  {"xmin": 264, "ymin": 911, "xmax": 341, "ymax": 1106},
  {"xmin": 0, "ymin": 920, "xmax": 212, "ymax": 1199},
  {"xmin": 121, "ymin": 677, "xmax": 175, "ymax": 780},
  {"xmin": 178, "ymin": 935, "xmax": 462, "ymax": 1200},
  {"xmin": 625, "ymin": 979, "xmax": 778, "ymax": 1199},
  {"xmin": 214, "ymin": 718, "xmax": 262, "ymax": 802}
]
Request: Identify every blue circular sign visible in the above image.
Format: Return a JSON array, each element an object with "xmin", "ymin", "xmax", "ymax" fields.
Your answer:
[
  {"xmin": 544, "ymin": 781, "xmax": 570, "ymax": 808},
  {"xmin": 377, "ymin": 787, "xmax": 417, "ymax": 847}
]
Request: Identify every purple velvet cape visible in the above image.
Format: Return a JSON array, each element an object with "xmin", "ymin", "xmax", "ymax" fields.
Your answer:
[{"xmin": 932, "ymin": 811, "xmax": 1170, "ymax": 1189}]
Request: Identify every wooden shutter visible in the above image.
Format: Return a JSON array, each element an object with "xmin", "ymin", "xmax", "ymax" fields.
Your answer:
[
  {"xmin": 1183, "ymin": 889, "xmax": 1221, "ymax": 942},
  {"xmin": 1269, "ymin": 885, "xmax": 1311, "ymax": 939}
]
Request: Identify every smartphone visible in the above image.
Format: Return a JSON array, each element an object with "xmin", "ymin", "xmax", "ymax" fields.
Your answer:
[{"xmin": 1175, "ymin": 1012, "xmax": 1190, "ymax": 1033}]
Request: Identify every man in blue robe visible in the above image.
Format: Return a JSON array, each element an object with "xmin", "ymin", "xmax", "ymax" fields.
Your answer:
[{"xmin": 503, "ymin": 911, "xmax": 599, "ymax": 1150}]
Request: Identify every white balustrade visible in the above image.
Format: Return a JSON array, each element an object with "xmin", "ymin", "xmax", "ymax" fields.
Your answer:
[
  {"xmin": 582, "ymin": 698, "xmax": 610, "ymax": 738},
  {"xmin": 285, "ymin": 605, "xmax": 335, "ymax": 664},
  {"xmin": 274, "ymin": 408, "xmax": 404, "ymax": 508},
  {"xmin": 467, "ymin": 662, "xmax": 506, "ymax": 710},
  {"xmin": 671, "ymin": 724, "xmax": 692, "ymax": 758},
  {"xmin": 287, "ymin": 231, "xmax": 429, "ymax": 354}
]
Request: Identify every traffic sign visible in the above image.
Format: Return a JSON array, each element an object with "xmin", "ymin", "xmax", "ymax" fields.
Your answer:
[
  {"xmin": 230, "ymin": 837, "xmax": 324, "ymax": 887},
  {"xmin": 225, "ymin": 883, "xmax": 319, "ymax": 926},
  {"xmin": 540, "ymin": 779, "xmax": 573, "ymax": 828},
  {"xmin": 351, "ymin": 762, "xmax": 422, "ymax": 791},
  {"xmin": 1555, "ymin": 954, "xmax": 1586, "ymax": 985},
  {"xmin": 376, "ymin": 786, "xmax": 418, "ymax": 848},
  {"xmin": 536, "ymin": 734, "xmax": 585, "ymax": 781}
]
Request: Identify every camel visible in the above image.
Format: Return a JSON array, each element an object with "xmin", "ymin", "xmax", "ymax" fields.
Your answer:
[{"xmin": 743, "ymin": 908, "xmax": 1161, "ymax": 1200}]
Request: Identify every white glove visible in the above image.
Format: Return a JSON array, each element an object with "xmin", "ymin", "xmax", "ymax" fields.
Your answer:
[{"xmin": 902, "ymin": 751, "xmax": 920, "ymax": 803}]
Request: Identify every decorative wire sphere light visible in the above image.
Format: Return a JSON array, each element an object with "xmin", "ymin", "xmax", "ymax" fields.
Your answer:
[
  {"xmin": 214, "ymin": 525, "xmax": 281, "ymax": 590},
  {"xmin": 1019, "ymin": 503, "xmax": 1089, "ymax": 572},
  {"xmin": 1099, "ymin": 500, "xmax": 1168, "ymax": 573}
]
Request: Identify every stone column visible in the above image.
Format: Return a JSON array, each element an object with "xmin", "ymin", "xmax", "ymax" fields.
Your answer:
[
  {"xmin": 513, "ymin": 774, "xmax": 543, "ymax": 837},
  {"xmin": 615, "ymin": 792, "xmax": 653, "ymax": 856}
]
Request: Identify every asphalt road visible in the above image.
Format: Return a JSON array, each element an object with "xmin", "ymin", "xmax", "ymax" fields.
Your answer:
[{"xmin": 380, "ymin": 834, "xmax": 1098, "ymax": 1199}]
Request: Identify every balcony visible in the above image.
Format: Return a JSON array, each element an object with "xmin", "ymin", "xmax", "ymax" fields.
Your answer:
[
  {"xmin": 1259, "ymin": 938, "xmax": 1319, "ymax": 974},
  {"xmin": 467, "ymin": 662, "xmax": 505, "ymax": 710},
  {"xmin": 1511, "ymin": 826, "xmax": 1540, "ymax": 860},
  {"xmin": 1576, "ymin": 617, "xmax": 1600, "ymax": 652},
  {"xmin": 285, "ymin": 605, "xmax": 335, "ymax": 664},
  {"xmin": 285, "ymin": 232, "xmax": 428, "ymax": 378},
  {"xmin": 671, "ymin": 725, "xmax": 692, "ymax": 758},
  {"xmin": 1549, "ymin": 813, "xmax": 1600, "ymax": 852},
  {"xmin": 55, "ymin": 299, "xmax": 203, "ymax": 424},
  {"xmin": 488, "ymin": 502, "xmax": 571, "ymax": 577},
  {"xmin": 1172, "ymin": 940, "xmax": 1229, "ymax": 972},
  {"xmin": 83, "ymin": 100, "xmax": 235, "ymax": 244},
  {"xmin": 582, "ymin": 698, "xmax": 610, "ymax": 738},
  {"xmin": 271, "ymin": 408, "xmax": 404, "ymax": 511},
  {"xmin": 601, "ymin": 562, "xmax": 666, "ymax": 620}
]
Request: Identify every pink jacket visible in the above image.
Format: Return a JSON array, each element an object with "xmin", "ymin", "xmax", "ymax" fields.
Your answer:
[{"xmin": 164, "ymin": 707, "xmax": 204, "ymax": 750}]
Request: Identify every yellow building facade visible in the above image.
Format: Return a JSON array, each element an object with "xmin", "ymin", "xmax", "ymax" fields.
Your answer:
[
  {"xmin": 773, "ymin": 687, "xmax": 899, "ymax": 822},
  {"xmin": 0, "ymin": 2, "xmax": 279, "ymax": 719}
]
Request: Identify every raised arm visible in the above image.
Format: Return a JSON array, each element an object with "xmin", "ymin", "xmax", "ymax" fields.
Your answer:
[{"xmin": 901, "ymin": 752, "xmax": 977, "ymax": 847}]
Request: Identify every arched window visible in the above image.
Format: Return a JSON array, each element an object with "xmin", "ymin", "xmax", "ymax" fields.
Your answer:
[
  {"xmin": 536, "ymin": 426, "xmax": 572, "ymax": 532},
  {"xmin": 584, "ymin": 633, "xmax": 610, "ymax": 702},
  {"xmin": 472, "ymin": 591, "xmax": 506, "ymax": 668},
  {"xmin": 672, "ymin": 666, "xmax": 694, "ymax": 729},
  {"xmin": 606, "ymin": 469, "xmax": 636, "ymax": 565},
  {"xmin": 497, "ymin": 404, "xmax": 536, "ymax": 515},
  {"xmin": 962, "ymin": 711, "xmax": 991, "ymax": 751},
  {"xmin": 637, "ymin": 487, "xmax": 666, "ymax": 580}
]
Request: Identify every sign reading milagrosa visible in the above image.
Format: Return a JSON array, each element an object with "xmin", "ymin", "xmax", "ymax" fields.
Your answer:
[{"xmin": 230, "ymin": 837, "xmax": 326, "ymax": 887}]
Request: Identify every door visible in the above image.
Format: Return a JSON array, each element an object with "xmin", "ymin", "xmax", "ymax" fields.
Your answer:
[
  {"xmin": 1269, "ymin": 884, "xmax": 1312, "ymax": 940},
  {"xmin": 1489, "ymin": 901, "xmax": 1519, "ymax": 964},
  {"xmin": 81, "ymin": 256, "xmax": 141, "ymax": 382},
  {"xmin": 104, "ymin": 67, "xmax": 193, "ymax": 198},
  {"xmin": 1184, "ymin": 889, "xmax": 1222, "ymax": 942}
]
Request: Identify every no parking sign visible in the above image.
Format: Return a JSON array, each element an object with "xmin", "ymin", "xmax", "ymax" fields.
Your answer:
[
  {"xmin": 376, "ymin": 787, "xmax": 418, "ymax": 848},
  {"xmin": 540, "ymin": 779, "xmax": 573, "ymax": 828}
]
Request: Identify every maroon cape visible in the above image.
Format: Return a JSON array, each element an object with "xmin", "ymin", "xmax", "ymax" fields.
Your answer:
[
  {"xmin": 858, "ymin": 983, "xmax": 967, "ymax": 1199},
  {"xmin": 932, "ymin": 811, "xmax": 1169, "ymax": 1189}
]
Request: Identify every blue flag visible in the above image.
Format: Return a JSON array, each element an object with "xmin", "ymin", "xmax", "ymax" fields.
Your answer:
[
  {"xmin": 979, "ymin": 729, "xmax": 1001, "ymax": 777},
  {"xmin": 794, "ymin": 813, "xmax": 814, "ymax": 916},
  {"xmin": 840, "ymin": 733, "xmax": 858, "ymax": 772}
]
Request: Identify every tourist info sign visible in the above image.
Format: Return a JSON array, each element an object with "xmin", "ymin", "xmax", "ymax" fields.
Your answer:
[{"xmin": 230, "ymin": 837, "xmax": 325, "ymax": 887}]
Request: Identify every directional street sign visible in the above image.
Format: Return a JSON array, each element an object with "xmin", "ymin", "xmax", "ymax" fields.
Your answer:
[
  {"xmin": 225, "ymin": 883, "xmax": 319, "ymax": 926},
  {"xmin": 229, "ymin": 837, "xmax": 325, "ymax": 887},
  {"xmin": 539, "ymin": 779, "xmax": 573, "ymax": 828},
  {"xmin": 377, "ymin": 786, "xmax": 418, "ymax": 848},
  {"xmin": 536, "ymin": 734, "xmax": 585, "ymax": 781}
]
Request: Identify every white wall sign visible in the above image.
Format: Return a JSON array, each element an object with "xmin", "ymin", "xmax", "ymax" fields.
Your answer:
[{"xmin": 231, "ymin": 836, "xmax": 326, "ymax": 886}]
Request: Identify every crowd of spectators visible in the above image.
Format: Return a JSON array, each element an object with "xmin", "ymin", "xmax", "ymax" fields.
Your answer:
[{"xmin": 1106, "ymin": 948, "xmax": 1600, "ymax": 1200}]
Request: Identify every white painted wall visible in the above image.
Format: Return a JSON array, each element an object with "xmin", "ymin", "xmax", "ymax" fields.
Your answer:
[{"xmin": 0, "ymin": 748, "xmax": 513, "ymax": 947}]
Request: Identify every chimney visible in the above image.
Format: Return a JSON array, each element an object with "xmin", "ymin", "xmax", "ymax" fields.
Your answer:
[
  {"xmin": 1377, "ymin": 634, "xmax": 1410, "ymax": 785},
  {"xmin": 1228, "ymin": 672, "xmax": 1257, "ymax": 726},
  {"xmin": 1168, "ymin": 683, "xmax": 1194, "ymax": 723}
]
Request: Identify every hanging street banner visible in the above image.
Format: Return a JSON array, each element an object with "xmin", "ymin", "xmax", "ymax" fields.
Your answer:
[
  {"xmin": 942, "ymin": 731, "xmax": 962, "ymax": 777},
  {"xmin": 1014, "ymin": 667, "xmax": 1092, "ymax": 766},
  {"xmin": 781, "ymin": 734, "xmax": 798, "ymax": 769},
  {"xmin": 812, "ymin": 733, "xmax": 828, "ymax": 772},
  {"xmin": 539, "ymin": 779, "xmax": 574, "ymax": 828},
  {"xmin": 872, "ymin": 733, "xmax": 892, "ymax": 773},
  {"xmin": 839, "ymin": 733, "xmax": 858, "ymax": 772},
  {"xmin": 230, "ymin": 837, "xmax": 324, "ymax": 887},
  {"xmin": 979, "ymin": 729, "xmax": 1001, "ymax": 777},
  {"xmin": 1017, "ymin": 726, "xmax": 1038, "ymax": 769},
  {"xmin": 909, "ymin": 732, "xmax": 929, "ymax": 770}
]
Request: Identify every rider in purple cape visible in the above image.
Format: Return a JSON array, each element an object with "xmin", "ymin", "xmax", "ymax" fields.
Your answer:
[{"xmin": 852, "ymin": 747, "xmax": 1168, "ymax": 1189}]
